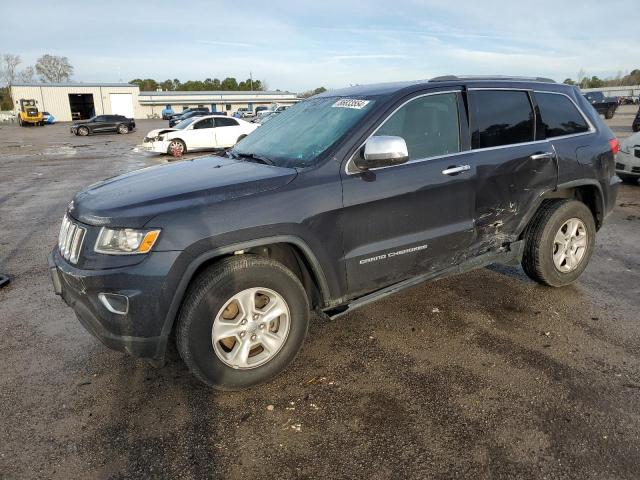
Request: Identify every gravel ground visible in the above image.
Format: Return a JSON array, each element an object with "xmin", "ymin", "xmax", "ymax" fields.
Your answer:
[{"xmin": 0, "ymin": 106, "xmax": 639, "ymax": 480}]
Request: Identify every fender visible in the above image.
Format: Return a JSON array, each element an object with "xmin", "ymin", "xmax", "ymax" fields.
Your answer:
[{"xmin": 157, "ymin": 234, "xmax": 331, "ymax": 345}]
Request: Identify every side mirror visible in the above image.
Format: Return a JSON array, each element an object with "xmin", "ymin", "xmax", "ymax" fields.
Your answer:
[{"xmin": 354, "ymin": 136, "xmax": 409, "ymax": 170}]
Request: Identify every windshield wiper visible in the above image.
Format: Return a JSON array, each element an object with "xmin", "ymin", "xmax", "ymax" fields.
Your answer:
[{"xmin": 228, "ymin": 150, "xmax": 275, "ymax": 166}]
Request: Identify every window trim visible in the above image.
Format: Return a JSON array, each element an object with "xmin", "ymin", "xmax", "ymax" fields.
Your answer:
[
  {"xmin": 345, "ymin": 88, "xmax": 597, "ymax": 175},
  {"xmin": 345, "ymin": 90, "xmax": 462, "ymax": 175}
]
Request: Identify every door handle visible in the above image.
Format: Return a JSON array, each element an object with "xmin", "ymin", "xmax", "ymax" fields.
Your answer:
[
  {"xmin": 441, "ymin": 165, "xmax": 471, "ymax": 175},
  {"xmin": 530, "ymin": 152, "xmax": 555, "ymax": 160}
]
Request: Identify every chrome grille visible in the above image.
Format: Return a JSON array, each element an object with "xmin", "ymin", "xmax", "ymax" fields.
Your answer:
[{"xmin": 58, "ymin": 215, "xmax": 86, "ymax": 264}]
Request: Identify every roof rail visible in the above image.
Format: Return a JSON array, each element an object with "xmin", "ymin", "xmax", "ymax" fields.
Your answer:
[{"xmin": 429, "ymin": 75, "xmax": 556, "ymax": 83}]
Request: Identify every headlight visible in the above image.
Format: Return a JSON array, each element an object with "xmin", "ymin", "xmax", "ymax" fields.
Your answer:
[
  {"xmin": 619, "ymin": 145, "xmax": 630, "ymax": 154},
  {"xmin": 94, "ymin": 228, "xmax": 161, "ymax": 255}
]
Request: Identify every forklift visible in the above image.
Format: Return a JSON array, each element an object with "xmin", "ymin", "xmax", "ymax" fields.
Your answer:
[{"xmin": 16, "ymin": 99, "xmax": 44, "ymax": 126}]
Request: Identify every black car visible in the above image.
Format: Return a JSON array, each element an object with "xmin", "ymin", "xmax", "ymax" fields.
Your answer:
[
  {"xmin": 50, "ymin": 76, "xmax": 620, "ymax": 390},
  {"xmin": 70, "ymin": 115, "xmax": 135, "ymax": 136},
  {"xmin": 583, "ymin": 91, "xmax": 618, "ymax": 119},
  {"xmin": 168, "ymin": 110, "xmax": 213, "ymax": 127},
  {"xmin": 168, "ymin": 107, "xmax": 209, "ymax": 121}
]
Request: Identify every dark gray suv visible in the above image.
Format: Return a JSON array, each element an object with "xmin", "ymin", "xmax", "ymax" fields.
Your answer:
[{"xmin": 49, "ymin": 76, "xmax": 621, "ymax": 389}]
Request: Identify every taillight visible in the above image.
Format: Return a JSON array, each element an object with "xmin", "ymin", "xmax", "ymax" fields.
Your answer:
[{"xmin": 609, "ymin": 138, "xmax": 619, "ymax": 155}]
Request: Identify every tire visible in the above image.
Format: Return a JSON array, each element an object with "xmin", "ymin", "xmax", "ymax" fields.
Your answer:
[
  {"xmin": 618, "ymin": 173, "xmax": 639, "ymax": 185},
  {"xmin": 77, "ymin": 126, "xmax": 89, "ymax": 136},
  {"xmin": 18, "ymin": 117, "xmax": 23, "ymax": 127},
  {"xmin": 236, "ymin": 134, "xmax": 247, "ymax": 143},
  {"xmin": 176, "ymin": 255, "xmax": 310, "ymax": 390},
  {"xmin": 167, "ymin": 139, "xmax": 186, "ymax": 155},
  {"xmin": 605, "ymin": 107, "xmax": 615, "ymax": 119},
  {"xmin": 117, "ymin": 124, "xmax": 129, "ymax": 134},
  {"xmin": 522, "ymin": 200, "xmax": 596, "ymax": 287}
]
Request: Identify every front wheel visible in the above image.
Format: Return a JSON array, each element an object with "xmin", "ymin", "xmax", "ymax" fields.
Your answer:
[
  {"xmin": 77, "ymin": 126, "xmax": 89, "ymax": 136},
  {"xmin": 522, "ymin": 200, "xmax": 596, "ymax": 287},
  {"xmin": 167, "ymin": 139, "xmax": 186, "ymax": 156},
  {"xmin": 176, "ymin": 256, "xmax": 310, "ymax": 390}
]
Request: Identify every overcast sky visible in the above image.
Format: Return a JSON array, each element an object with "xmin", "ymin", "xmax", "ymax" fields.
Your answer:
[{"xmin": 1, "ymin": 0, "xmax": 638, "ymax": 92}]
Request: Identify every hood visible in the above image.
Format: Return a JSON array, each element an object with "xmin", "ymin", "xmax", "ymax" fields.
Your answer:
[
  {"xmin": 621, "ymin": 132, "xmax": 640, "ymax": 151},
  {"xmin": 70, "ymin": 156, "xmax": 297, "ymax": 228},
  {"xmin": 145, "ymin": 128, "xmax": 178, "ymax": 137}
]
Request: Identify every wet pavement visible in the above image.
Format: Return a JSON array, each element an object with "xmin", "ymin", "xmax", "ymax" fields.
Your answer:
[{"xmin": 1, "ymin": 107, "xmax": 639, "ymax": 479}]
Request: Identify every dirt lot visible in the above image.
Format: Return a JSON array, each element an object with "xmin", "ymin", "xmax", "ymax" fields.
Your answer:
[{"xmin": 1, "ymin": 106, "xmax": 639, "ymax": 480}]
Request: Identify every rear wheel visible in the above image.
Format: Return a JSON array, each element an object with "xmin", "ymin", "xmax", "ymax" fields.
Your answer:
[
  {"xmin": 77, "ymin": 126, "xmax": 89, "ymax": 136},
  {"xmin": 176, "ymin": 256, "xmax": 310, "ymax": 390},
  {"xmin": 605, "ymin": 107, "xmax": 615, "ymax": 119},
  {"xmin": 117, "ymin": 124, "xmax": 129, "ymax": 134},
  {"xmin": 522, "ymin": 200, "xmax": 596, "ymax": 287}
]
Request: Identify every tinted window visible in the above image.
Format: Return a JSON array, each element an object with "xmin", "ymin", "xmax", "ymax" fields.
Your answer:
[
  {"xmin": 470, "ymin": 91, "xmax": 534, "ymax": 148},
  {"xmin": 536, "ymin": 93, "xmax": 589, "ymax": 138},
  {"xmin": 374, "ymin": 93, "xmax": 460, "ymax": 160},
  {"xmin": 215, "ymin": 118, "xmax": 238, "ymax": 127},
  {"xmin": 94, "ymin": 116, "xmax": 107, "ymax": 122},
  {"xmin": 193, "ymin": 118, "xmax": 214, "ymax": 129}
]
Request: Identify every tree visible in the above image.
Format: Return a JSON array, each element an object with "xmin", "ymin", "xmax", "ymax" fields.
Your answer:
[
  {"xmin": 562, "ymin": 78, "xmax": 575, "ymax": 85},
  {"xmin": 300, "ymin": 86, "xmax": 327, "ymax": 98},
  {"xmin": 18, "ymin": 66, "xmax": 35, "ymax": 83},
  {"xmin": 0, "ymin": 53, "xmax": 22, "ymax": 86},
  {"xmin": 35, "ymin": 54, "xmax": 73, "ymax": 83}
]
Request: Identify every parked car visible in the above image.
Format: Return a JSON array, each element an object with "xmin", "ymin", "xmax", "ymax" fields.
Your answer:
[
  {"xmin": 70, "ymin": 115, "xmax": 135, "ymax": 136},
  {"xmin": 254, "ymin": 106, "xmax": 269, "ymax": 116},
  {"xmin": 617, "ymin": 132, "xmax": 640, "ymax": 184},
  {"xmin": 50, "ymin": 76, "xmax": 619, "ymax": 390},
  {"xmin": 141, "ymin": 115, "xmax": 258, "ymax": 155},
  {"xmin": 252, "ymin": 111, "xmax": 279, "ymax": 124},
  {"xmin": 169, "ymin": 107, "xmax": 209, "ymax": 122},
  {"xmin": 583, "ymin": 91, "xmax": 618, "ymax": 119},
  {"xmin": 42, "ymin": 112, "xmax": 56, "ymax": 124},
  {"xmin": 168, "ymin": 110, "xmax": 212, "ymax": 127},
  {"xmin": 161, "ymin": 105, "xmax": 175, "ymax": 120},
  {"xmin": 633, "ymin": 106, "xmax": 640, "ymax": 132},
  {"xmin": 237, "ymin": 107, "xmax": 253, "ymax": 118}
]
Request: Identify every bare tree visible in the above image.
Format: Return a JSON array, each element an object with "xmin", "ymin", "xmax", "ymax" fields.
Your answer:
[
  {"xmin": 35, "ymin": 54, "xmax": 73, "ymax": 83},
  {"xmin": 1, "ymin": 53, "xmax": 22, "ymax": 86},
  {"xmin": 18, "ymin": 66, "xmax": 35, "ymax": 83}
]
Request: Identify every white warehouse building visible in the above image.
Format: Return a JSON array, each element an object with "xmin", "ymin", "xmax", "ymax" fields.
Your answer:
[{"xmin": 10, "ymin": 83, "xmax": 299, "ymax": 122}]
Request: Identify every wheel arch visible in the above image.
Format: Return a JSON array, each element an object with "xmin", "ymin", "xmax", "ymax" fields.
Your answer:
[{"xmin": 159, "ymin": 235, "xmax": 330, "ymax": 349}]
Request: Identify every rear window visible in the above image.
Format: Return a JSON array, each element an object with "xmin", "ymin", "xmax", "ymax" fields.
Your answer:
[
  {"xmin": 470, "ymin": 90, "xmax": 535, "ymax": 149},
  {"xmin": 216, "ymin": 118, "xmax": 238, "ymax": 127},
  {"xmin": 535, "ymin": 92, "xmax": 590, "ymax": 138}
]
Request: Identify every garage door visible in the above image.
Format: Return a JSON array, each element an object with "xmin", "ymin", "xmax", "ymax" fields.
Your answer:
[{"xmin": 109, "ymin": 93, "xmax": 134, "ymax": 118}]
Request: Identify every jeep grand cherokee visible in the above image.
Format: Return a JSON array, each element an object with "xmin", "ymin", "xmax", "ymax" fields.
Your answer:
[{"xmin": 49, "ymin": 76, "xmax": 621, "ymax": 390}]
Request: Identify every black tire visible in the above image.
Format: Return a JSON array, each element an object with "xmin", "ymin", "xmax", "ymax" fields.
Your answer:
[
  {"xmin": 176, "ymin": 255, "xmax": 310, "ymax": 390},
  {"xmin": 77, "ymin": 126, "xmax": 89, "ymax": 136},
  {"xmin": 522, "ymin": 200, "xmax": 596, "ymax": 287},
  {"xmin": 605, "ymin": 107, "xmax": 615, "ymax": 119},
  {"xmin": 618, "ymin": 173, "xmax": 639, "ymax": 185},
  {"xmin": 117, "ymin": 124, "xmax": 129, "ymax": 134},
  {"xmin": 167, "ymin": 139, "xmax": 186, "ymax": 155}
]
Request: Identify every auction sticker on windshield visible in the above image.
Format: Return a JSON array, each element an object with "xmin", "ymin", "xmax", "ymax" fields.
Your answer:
[{"xmin": 332, "ymin": 99, "xmax": 371, "ymax": 109}]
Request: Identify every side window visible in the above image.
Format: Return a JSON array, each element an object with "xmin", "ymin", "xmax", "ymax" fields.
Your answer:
[
  {"xmin": 470, "ymin": 90, "xmax": 534, "ymax": 149},
  {"xmin": 373, "ymin": 92, "xmax": 460, "ymax": 160},
  {"xmin": 94, "ymin": 115, "xmax": 106, "ymax": 122},
  {"xmin": 535, "ymin": 92, "xmax": 590, "ymax": 138},
  {"xmin": 193, "ymin": 118, "xmax": 214, "ymax": 129},
  {"xmin": 215, "ymin": 118, "xmax": 239, "ymax": 127}
]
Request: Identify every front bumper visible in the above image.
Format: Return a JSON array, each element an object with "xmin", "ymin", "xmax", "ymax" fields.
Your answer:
[
  {"xmin": 616, "ymin": 149, "xmax": 640, "ymax": 177},
  {"xmin": 139, "ymin": 140, "xmax": 169, "ymax": 153},
  {"xmin": 48, "ymin": 248, "xmax": 182, "ymax": 359}
]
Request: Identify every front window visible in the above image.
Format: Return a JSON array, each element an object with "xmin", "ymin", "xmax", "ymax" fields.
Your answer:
[
  {"xmin": 233, "ymin": 96, "xmax": 376, "ymax": 167},
  {"xmin": 174, "ymin": 117, "xmax": 198, "ymax": 129}
]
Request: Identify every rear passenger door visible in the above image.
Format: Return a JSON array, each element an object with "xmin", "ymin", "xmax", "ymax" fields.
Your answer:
[
  {"xmin": 214, "ymin": 117, "xmax": 241, "ymax": 147},
  {"xmin": 188, "ymin": 117, "xmax": 215, "ymax": 149},
  {"xmin": 466, "ymin": 89, "xmax": 557, "ymax": 253},
  {"xmin": 340, "ymin": 89, "xmax": 476, "ymax": 295}
]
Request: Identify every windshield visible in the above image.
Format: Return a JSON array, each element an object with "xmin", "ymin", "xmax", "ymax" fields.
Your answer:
[
  {"xmin": 233, "ymin": 96, "xmax": 376, "ymax": 167},
  {"xmin": 174, "ymin": 117, "xmax": 198, "ymax": 129}
]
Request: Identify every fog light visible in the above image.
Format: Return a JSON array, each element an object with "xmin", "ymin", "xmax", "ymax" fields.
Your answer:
[{"xmin": 98, "ymin": 293, "xmax": 129, "ymax": 315}]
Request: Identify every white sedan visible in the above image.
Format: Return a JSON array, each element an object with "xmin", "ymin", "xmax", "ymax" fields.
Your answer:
[{"xmin": 141, "ymin": 115, "xmax": 258, "ymax": 155}]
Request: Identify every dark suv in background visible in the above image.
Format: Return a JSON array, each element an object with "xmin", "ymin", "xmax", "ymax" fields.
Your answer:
[
  {"xmin": 50, "ymin": 76, "xmax": 620, "ymax": 390},
  {"xmin": 70, "ymin": 115, "xmax": 135, "ymax": 136}
]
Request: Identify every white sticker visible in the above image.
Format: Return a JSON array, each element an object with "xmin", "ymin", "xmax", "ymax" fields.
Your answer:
[{"xmin": 332, "ymin": 99, "xmax": 370, "ymax": 109}]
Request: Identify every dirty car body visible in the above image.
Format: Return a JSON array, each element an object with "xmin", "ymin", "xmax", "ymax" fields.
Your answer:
[{"xmin": 49, "ymin": 77, "xmax": 620, "ymax": 375}]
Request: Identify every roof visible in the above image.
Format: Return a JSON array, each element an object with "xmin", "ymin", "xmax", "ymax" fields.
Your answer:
[
  {"xmin": 316, "ymin": 76, "xmax": 566, "ymax": 98},
  {"xmin": 11, "ymin": 83, "xmax": 134, "ymax": 88},
  {"xmin": 138, "ymin": 90, "xmax": 296, "ymax": 96}
]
